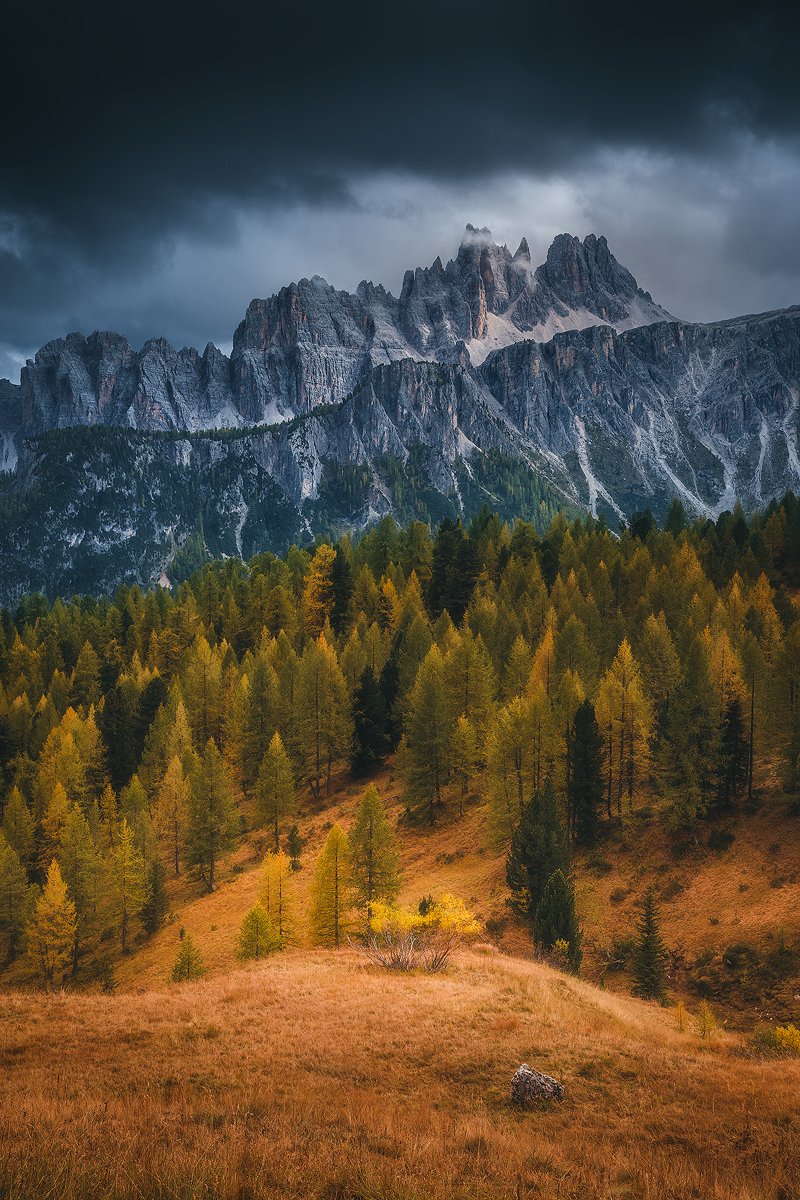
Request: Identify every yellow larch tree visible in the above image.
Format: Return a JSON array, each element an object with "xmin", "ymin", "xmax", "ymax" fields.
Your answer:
[
  {"xmin": 302, "ymin": 543, "xmax": 337, "ymax": 638},
  {"xmin": 260, "ymin": 849, "xmax": 295, "ymax": 947},
  {"xmin": 309, "ymin": 824, "xmax": 352, "ymax": 948},
  {"xmin": 26, "ymin": 860, "xmax": 77, "ymax": 989},
  {"xmin": 595, "ymin": 639, "xmax": 653, "ymax": 816}
]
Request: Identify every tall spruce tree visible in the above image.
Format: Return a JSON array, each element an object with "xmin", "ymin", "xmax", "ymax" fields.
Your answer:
[
  {"xmin": 506, "ymin": 780, "xmax": 569, "ymax": 920},
  {"xmin": 351, "ymin": 667, "xmax": 390, "ymax": 776},
  {"xmin": 534, "ymin": 870, "xmax": 583, "ymax": 972},
  {"xmin": 140, "ymin": 860, "xmax": 168, "ymax": 935},
  {"xmin": 569, "ymin": 699, "xmax": 604, "ymax": 845},
  {"xmin": 717, "ymin": 697, "xmax": 748, "ymax": 810},
  {"xmin": 632, "ymin": 888, "xmax": 668, "ymax": 1001}
]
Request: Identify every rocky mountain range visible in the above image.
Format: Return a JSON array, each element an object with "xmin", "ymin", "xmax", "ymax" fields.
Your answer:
[{"xmin": 0, "ymin": 226, "xmax": 798, "ymax": 599}]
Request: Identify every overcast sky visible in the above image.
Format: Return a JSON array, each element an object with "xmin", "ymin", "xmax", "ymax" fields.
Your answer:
[{"xmin": 1, "ymin": 0, "xmax": 799, "ymax": 380}]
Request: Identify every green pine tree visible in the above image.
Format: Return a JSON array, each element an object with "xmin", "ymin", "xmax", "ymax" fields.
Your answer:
[
  {"xmin": 140, "ymin": 860, "xmax": 169, "ymax": 935},
  {"xmin": 351, "ymin": 667, "xmax": 390, "ymax": 776},
  {"xmin": 506, "ymin": 780, "xmax": 569, "ymax": 920},
  {"xmin": 533, "ymin": 869, "xmax": 582, "ymax": 972},
  {"xmin": 569, "ymin": 699, "xmax": 604, "ymax": 845},
  {"xmin": 287, "ymin": 824, "xmax": 302, "ymax": 871},
  {"xmin": 632, "ymin": 887, "xmax": 668, "ymax": 1001}
]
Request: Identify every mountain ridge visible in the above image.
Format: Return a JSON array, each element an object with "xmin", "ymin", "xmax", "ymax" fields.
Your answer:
[
  {"xmin": 0, "ymin": 226, "xmax": 799, "ymax": 599},
  {"xmin": 0, "ymin": 228, "xmax": 673, "ymax": 439}
]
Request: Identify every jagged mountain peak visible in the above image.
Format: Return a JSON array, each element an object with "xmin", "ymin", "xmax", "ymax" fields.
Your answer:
[
  {"xmin": 5, "ymin": 225, "xmax": 678, "ymax": 438},
  {"xmin": 460, "ymin": 223, "xmax": 495, "ymax": 247}
]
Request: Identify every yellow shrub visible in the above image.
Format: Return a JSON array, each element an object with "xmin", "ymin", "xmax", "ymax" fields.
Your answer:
[{"xmin": 775, "ymin": 1024, "xmax": 800, "ymax": 1056}]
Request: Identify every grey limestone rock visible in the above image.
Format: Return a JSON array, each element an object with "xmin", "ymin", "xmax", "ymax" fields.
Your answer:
[{"xmin": 510, "ymin": 1063, "xmax": 565, "ymax": 1105}]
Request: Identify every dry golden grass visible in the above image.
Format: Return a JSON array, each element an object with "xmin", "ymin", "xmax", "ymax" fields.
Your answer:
[
  {"xmin": 111, "ymin": 761, "xmax": 800, "ymax": 1026},
  {"xmin": 1, "ymin": 948, "xmax": 798, "ymax": 1200}
]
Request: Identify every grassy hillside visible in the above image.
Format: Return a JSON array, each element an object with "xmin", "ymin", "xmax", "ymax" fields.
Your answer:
[
  {"xmin": 1, "ymin": 948, "xmax": 798, "ymax": 1200},
  {"xmin": 100, "ymin": 759, "xmax": 800, "ymax": 1030}
]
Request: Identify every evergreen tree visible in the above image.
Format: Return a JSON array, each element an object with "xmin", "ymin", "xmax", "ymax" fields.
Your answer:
[
  {"xmin": 569, "ymin": 699, "xmax": 604, "ymax": 845},
  {"xmin": 255, "ymin": 731, "xmax": 295, "ymax": 851},
  {"xmin": 717, "ymin": 696, "xmax": 748, "ymax": 810},
  {"xmin": 134, "ymin": 675, "xmax": 168, "ymax": 765},
  {"xmin": 378, "ymin": 641, "xmax": 402, "ymax": 749},
  {"xmin": 506, "ymin": 780, "xmax": 569, "ymax": 920},
  {"xmin": 287, "ymin": 824, "xmax": 302, "ymax": 871},
  {"xmin": 534, "ymin": 870, "xmax": 582, "ymax": 972},
  {"xmin": 664, "ymin": 497, "xmax": 687, "ymax": 536},
  {"xmin": 632, "ymin": 887, "xmax": 668, "ymax": 1001},
  {"xmin": 330, "ymin": 543, "xmax": 354, "ymax": 634},
  {"xmin": 109, "ymin": 819, "xmax": 147, "ymax": 953},
  {"xmin": 99, "ymin": 682, "xmax": 139, "ymax": 791},
  {"xmin": 0, "ymin": 833, "xmax": 33, "ymax": 960},
  {"xmin": 237, "ymin": 903, "xmax": 278, "ymax": 960},
  {"xmin": 349, "ymin": 785, "xmax": 399, "ymax": 919},
  {"xmin": 186, "ymin": 739, "xmax": 238, "ymax": 891},
  {"xmin": 310, "ymin": 824, "xmax": 351, "ymax": 947},
  {"xmin": 140, "ymin": 860, "xmax": 168, "ymax": 935},
  {"xmin": 351, "ymin": 667, "xmax": 390, "ymax": 775},
  {"xmin": 171, "ymin": 934, "xmax": 205, "ymax": 982},
  {"xmin": 26, "ymin": 860, "xmax": 77, "ymax": 988}
]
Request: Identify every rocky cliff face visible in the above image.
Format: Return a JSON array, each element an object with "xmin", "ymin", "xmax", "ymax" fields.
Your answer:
[
  {"xmin": 0, "ymin": 226, "xmax": 798, "ymax": 599},
  {"xmin": 2, "ymin": 305, "xmax": 799, "ymax": 600},
  {"xmin": 1, "ymin": 227, "xmax": 673, "ymax": 444}
]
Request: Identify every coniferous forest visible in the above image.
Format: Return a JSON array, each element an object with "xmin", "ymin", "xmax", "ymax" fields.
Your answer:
[{"xmin": 1, "ymin": 493, "xmax": 800, "ymax": 994}]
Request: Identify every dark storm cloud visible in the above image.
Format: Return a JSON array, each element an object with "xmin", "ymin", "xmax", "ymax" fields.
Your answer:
[{"xmin": 1, "ymin": 0, "xmax": 799, "ymax": 377}]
